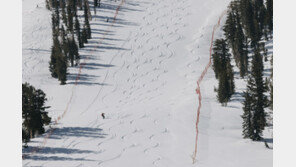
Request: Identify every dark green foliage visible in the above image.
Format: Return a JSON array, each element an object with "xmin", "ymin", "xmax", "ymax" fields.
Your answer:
[
  {"xmin": 212, "ymin": 39, "xmax": 231, "ymax": 79},
  {"xmin": 269, "ymin": 55, "xmax": 273, "ymax": 110},
  {"xmin": 243, "ymin": 49, "xmax": 268, "ymax": 140},
  {"xmin": 61, "ymin": 0, "xmax": 67, "ymax": 26},
  {"xmin": 22, "ymin": 83, "xmax": 51, "ymax": 144},
  {"xmin": 217, "ymin": 72, "xmax": 231, "ymax": 106},
  {"xmin": 265, "ymin": 0, "xmax": 273, "ymax": 34},
  {"xmin": 75, "ymin": 15, "xmax": 84, "ymax": 48},
  {"xmin": 60, "ymin": 26, "xmax": 69, "ymax": 57},
  {"xmin": 54, "ymin": 0, "xmax": 60, "ymax": 28},
  {"xmin": 55, "ymin": 52, "xmax": 68, "ymax": 85},
  {"xmin": 241, "ymin": 90, "xmax": 254, "ymax": 139},
  {"xmin": 49, "ymin": 22, "xmax": 68, "ymax": 84},
  {"xmin": 223, "ymin": 10, "xmax": 236, "ymax": 48},
  {"xmin": 233, "ymin": 10, "xmax": 248, "ymax": 77},
  {"xmin": 82, "ymin": 27, "xmax": 88, "ymax": 44},
  {"xmin": 49, "ymin": 27, "xmax": 60, "ymax": 78},
  {"xmin": 94, "ymin": 0, "xmax": 98, "ymax": 7},
  {"xmin": 223, "ymin": 3, "xmax": 248, "ymax": 78},
  {"xmin": 212, "ymin": 39, "xmax": 235, "ymax": 105},
  {"xmin": 67, "ymin": 36, "xmax": 80, "ymax": 66},
  {"xmin": 67, "ymin": 1, "xmax": 74, "ymax": 32},
  {"xmin": 221, "ymin": 0, "xmax": 273, "ymax": 142},
  {"xmin": 84, "ymin": 0, "xmax": 91, "ymax": 39}
]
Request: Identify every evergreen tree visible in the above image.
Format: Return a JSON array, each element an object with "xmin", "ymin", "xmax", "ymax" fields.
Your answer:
[
  {"xmin": 53, "ymin": 0, "xmax": 60, "ymax": 28},
  {"xmin": 84, "ymin": 0, "xmax": 91, "ymax": 39},
  {"xmin": 22, "ymin": 83, "xmax": 51, "ymax": 143},
  {"xmin": 75, "ymin": 15, "xmax": 83, "ymax": 48},
  {"xmin": 49, "ymin": 24, "xmax": 60, "ymax": 78},
  {"xmin": 217, "ymin": 72, "xmax": 231, "ymax": 106},
  {"xmin": 82, "ymin": 27, "xmax": 88, "ymax": 44},
  {"xmin": 223, "ymin": 11, "xmax": 236, "ymax": 49},
  {"xmin": 240, "ymin": 0, "xmax": 258, "ymax": 45},
  {"xmin": 61, "ymin": 0, "xmax": 67, "ymax": 26},
  {"xmin": 212, "ymin": 39, "xmax": 235, "ymax": 105},
  {"xmin": 67, "ymin": 1, "xmax": 74, "ymax": 32},
  {"xmin": 265, "ymin": 0, "xmax": 273, "ymax": 34},
  {"xmin": 55, "ymin": 52, "xmax": 68, "ymax": 85},
  {"xmin": 233, "ymin": 9, "xmax": 248, "ymax": 77},
  {"xmin": 60, "ymin": 26, "xmax": 69, "ymax": 59},
  {"xmin": 94, "ymin": 0, "xmax": 98, "ymax": 7},
  {"xmin": 67, "ymin": 36, "xmax": 79, "ymax": 66},
  {"xmin": 245, "ymin": 49, "xmax": 268, "ymax": 140},
  {"xmin": 269, "ymin": 55, "xmax": 273, "ymax": 110},
  {"xmin": 241, "ymin": 90, "xmax": 254, "ymax": 139}
]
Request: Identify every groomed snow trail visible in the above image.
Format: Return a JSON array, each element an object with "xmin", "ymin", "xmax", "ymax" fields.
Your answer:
[{"xmin": 23, "ymin": 0, "xmax": 272, "ymax": 166}]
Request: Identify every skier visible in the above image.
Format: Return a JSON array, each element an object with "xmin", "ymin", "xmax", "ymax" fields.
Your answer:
[{"xmin": 101, "ymin": 113, "xmax": 105, "ymax": 119}]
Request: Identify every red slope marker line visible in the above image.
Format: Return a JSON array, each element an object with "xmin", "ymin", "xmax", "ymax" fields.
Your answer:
[
  {"xmin": 191, "ymin": 10, "xmax": 227, "ymax": 164},
  {"xmin": 22, "ymin": 0, "xmax": 125, "ymax": 160}
]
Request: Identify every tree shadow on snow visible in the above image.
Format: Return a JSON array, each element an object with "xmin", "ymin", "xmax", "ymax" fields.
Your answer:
[
  {"xmin": 24, "ymin": 155, "xmax": 94, "ymax": 161},
  {"xmin": 48, "ymin": 126, "xmax": 107, "ymax": 139}
]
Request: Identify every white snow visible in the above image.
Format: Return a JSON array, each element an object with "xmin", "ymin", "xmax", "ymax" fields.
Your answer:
[{"xmin": 22, "ymin": 0, "xmax": 272, "ymax": 166}]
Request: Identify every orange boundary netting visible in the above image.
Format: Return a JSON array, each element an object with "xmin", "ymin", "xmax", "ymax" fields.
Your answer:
[{"xmin": 192, "ymin": 10, "xmax": 227, "ymax": 164}]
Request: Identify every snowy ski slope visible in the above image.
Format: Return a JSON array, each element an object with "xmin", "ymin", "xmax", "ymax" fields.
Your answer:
[{"xmin": 22, "ymin": 0, "xmax": 272, "ymax": 166}]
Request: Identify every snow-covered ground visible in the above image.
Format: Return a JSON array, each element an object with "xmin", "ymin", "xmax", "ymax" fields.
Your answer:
[{"xmin": 22, "ymin": 0, "xmax": 272, "ymax": 166}]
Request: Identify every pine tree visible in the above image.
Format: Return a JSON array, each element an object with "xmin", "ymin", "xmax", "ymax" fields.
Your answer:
[
  {"xmin": 49, "ymin": 25, "xmax": 60, "ymax": 78},
  {"xmin": 60, "ymin": 26, "xmax": 69, "ymax": 59},
  {"xmin": 241, "ymin": 90, "xmax": 254, "ymax": 139},
  {"xmin": 22, "ymin": 83, "xmax": 51, "ymax": 143},
  {"xmin": 75, "ymin": 15, "xmax": 83, "ymax": 48},
  {"xmin": 53, "ymin": 0, "xmax": 60, "ymax": 28},
  {"xmin": 233, "ymin": 9, "xmax": 248, "ymax": 77},
  {"xmin": 212, "ymin": 39, "xmax": 235, "ymax": 105},
  {"xmin": 82, "ymin": 27, "xmax": 88, "ymax": 44},
  {"xmin": 217, "ymin": 72, "xmax": 231, "ymax": 106},
  {"xmin": 240, "ymin": 0, "xmax": 257, "ymax": 45},
  {"xmin": 269, "ymin": 55, "xmax": 273, "ymax": 110},
  {"xmin": 61, "ymin": 0, "xmax": 67, "ymax": 26},
  {"xmin": 245, "ymin": 49, "xmax": 268, "ymax": 140},
  {"xmin": 265, "ymin": 0, "xmax": 273, "ymax": 34},
  {"xmin": 84, "ymin": 0, "xmax": 91, "ymax": 39},
  {"xmin": 55, "ymin": 52, "xmax": 68, "ymax": 85},
  {"xmin": 223, "ymin": 11, "xmax": 236, "ymax": 49},
  {"xmin": 94, "ymin": 0, "xmax": 98, "ymax": 7},
  {"xmin": 67, "ymin": 36, "xmax": 79, "ymax": 66},
  {"xmin": 67, "ymin": 1, "xmax": 74, "ymax": 32}
]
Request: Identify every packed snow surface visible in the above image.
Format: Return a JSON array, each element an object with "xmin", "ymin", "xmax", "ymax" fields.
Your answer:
[{"xmin": 22, "ymin": 0, "xmax": 272, "ymax": 166}]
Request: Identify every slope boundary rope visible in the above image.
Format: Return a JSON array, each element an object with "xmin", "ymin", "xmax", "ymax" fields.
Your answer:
[
  {"xmin": 23, "ymin": 0, "xmax": 125, "ymax": 159},
  {"xmin": 191, "ymin": 9, "xmax": 227, "ymax": 164}
]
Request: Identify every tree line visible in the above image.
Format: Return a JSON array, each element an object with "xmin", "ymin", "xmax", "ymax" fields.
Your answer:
[
  {"xmin": 46, "ymin": 0, "xmax": 94, "ymax": 84},
  {"xmin": 211, "ymin": 0, "xmax": 273, "ymax": 141}
]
